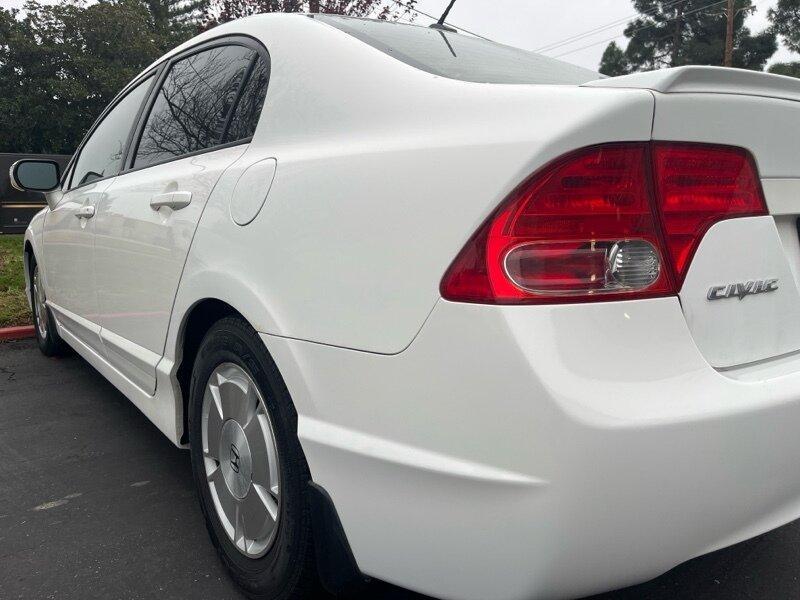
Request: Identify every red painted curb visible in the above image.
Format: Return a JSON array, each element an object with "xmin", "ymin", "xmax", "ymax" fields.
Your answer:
[{"xmin": 0, "ymin": 325, "xmax": 35, "ymax": 341}]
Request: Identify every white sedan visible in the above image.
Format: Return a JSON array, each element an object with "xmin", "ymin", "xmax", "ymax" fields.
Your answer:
[{"xmin": 15, "ymin": 12, "xmax": 800, "ymax": 600}]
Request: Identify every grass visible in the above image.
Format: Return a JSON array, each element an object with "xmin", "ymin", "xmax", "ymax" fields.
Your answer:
[{"xmin": 0, "ymin": 234, "xmax": 31, "ymax": 328}]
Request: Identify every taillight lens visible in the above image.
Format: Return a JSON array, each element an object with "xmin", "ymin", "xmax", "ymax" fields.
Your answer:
[
  {"xmin": 441, "ymin": 142, "xmax": 767, "ymax": 304},
  {"xmin": 652, "ymin": 143, "xmax": 767, "ymax": 286}
]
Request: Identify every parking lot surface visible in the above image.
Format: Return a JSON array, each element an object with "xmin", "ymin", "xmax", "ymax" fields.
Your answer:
[{"xmin": 2, "ymin": 338, "xmax": 800, "ymax": 600}]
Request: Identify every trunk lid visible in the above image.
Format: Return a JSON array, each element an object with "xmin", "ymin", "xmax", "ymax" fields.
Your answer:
[{"xmin": 587, "ymin": 67, "xmax": 800, "ymax": 369}]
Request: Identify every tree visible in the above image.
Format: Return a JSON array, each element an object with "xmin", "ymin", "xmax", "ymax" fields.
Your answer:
[
  {"xmin": 768, "ymin": 61, "xmax": 800, "ymax": 77},
  {"xmin": 768, "ymin": 0, "xmax": 800, "ymax": 78},
  {"xmin": 599, "ymin": 41, "xmax": 631, "ymax": 76},
  {"xmin": 144, "ymin": 0, "xmax": 208, "ymax": 42},
  {"xmin": 769, "ymin": 0, "xmax": 800, "ymax": 52},
  {"xmin": 0, "ymin": 0, "xmax": 173, "ymax": 154},
  {"xmin": 600, "ymin": 0, "xmax": 776, "ymax": 74},
  {"xmin": 203, "ymin": 0, "xmax": 417, "ymax": 29}
]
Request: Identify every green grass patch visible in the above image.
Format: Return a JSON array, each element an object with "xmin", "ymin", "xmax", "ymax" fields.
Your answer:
[{"xmin": 0, "ymin": 234, "xmax": 31, "ymax": 328}]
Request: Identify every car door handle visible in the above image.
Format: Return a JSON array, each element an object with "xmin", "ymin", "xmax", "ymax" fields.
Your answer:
[
  {"xmin": 75, "ymin": 205, "xmax": 95, "ymax": 219},
  {"xmin": 150, "ymin": 191, "xmax": 192, "ymax": 211}
]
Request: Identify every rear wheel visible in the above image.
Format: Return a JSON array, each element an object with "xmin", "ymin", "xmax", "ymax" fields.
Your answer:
[
  {"xmin": 188, "ymin": 316, "xmax": 322, "ymax": 599},
  {"xmin": 30, "ymin": 259, "xmax": 66, "ymax": 357}
]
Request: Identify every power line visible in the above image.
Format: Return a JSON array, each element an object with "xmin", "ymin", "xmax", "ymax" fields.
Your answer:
[
  {"xmin": 550, "ymin": 0, "xmax": 729, "ymax": 58},
  {"xmin": 534, "ymin": 0, "xmax": 691, "ymax": 53},
  {"xmin": 388, "ymin": 0, "xmax": 495, "ymax": 42}
]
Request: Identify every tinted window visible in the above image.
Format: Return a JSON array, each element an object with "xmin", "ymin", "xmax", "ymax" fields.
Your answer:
[
  {"xmin": 135, "ymin": 45, "xmax": 255, "ymax": 168},
  {"xmin": 315, "ymin": 16, "xmax": 599, "ymax": 85},
  {"xmin": 223, "ymin": 56, "xmax": 269, "ymax": 143},
  {"xmin": 71, "ymin": 75, "xmax": 153, "ymax": 188}
]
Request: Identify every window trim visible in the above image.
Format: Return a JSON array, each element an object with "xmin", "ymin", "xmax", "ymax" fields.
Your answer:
[
  {"xmin": 62, "ymin": 33, "xmax": 271, "ymax": 193},
  {"xmin": 220, "ymin": 53, "xmax": 259, "ymax": 144},
  {"xmin": 124, "ymin": 34, "xmax": 271, "ymax": 176},
  {"xmin": 64, "ymin": 68, "xmax": 163, "ymax": 192}
]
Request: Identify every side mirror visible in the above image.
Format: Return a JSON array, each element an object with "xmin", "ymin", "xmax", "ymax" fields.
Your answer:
[{"xmin": 9, "ymin": 159, "xmax": 61, "ymax": 192}]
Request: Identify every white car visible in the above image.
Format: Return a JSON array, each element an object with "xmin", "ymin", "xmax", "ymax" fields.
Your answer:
[{"xmin": 14, "ymin": 12, "xmax": 800, "ymax": 600}]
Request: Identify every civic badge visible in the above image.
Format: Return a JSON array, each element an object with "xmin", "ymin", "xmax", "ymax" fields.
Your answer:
[{"xmin": 707, "ymin": 279, "xmax": 779, "ymax": 301}]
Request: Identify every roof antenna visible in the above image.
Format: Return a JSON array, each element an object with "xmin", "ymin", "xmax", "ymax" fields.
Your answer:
[{"xmin": 429, "ymin": 0, "xmax": 458, "ymax": 33}]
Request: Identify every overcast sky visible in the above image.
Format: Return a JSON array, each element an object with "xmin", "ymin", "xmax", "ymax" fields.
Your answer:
[
  {"xmin": 412, "ymin": 0, "xmax": 795, "ymax": 71},
  {"xmin": 1, "ymin": 0, "xmax": 796, "ymax": 71}
]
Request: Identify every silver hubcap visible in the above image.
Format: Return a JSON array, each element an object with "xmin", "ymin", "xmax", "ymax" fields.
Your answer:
[
  {"xmin": 32, "ymin": 266, "xmax": 47, "ymax": 339},
  {"xmin": 202, "ymin": 363, "xmax": 281, "ymax": 558}
]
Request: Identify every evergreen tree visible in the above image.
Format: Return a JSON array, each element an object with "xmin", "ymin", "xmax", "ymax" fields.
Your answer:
[
  {"xmin": 203, "ymin": 0, "xmax": 417, "ymax": 29},
  {"xmin": 599, "ymin": 41, "xmax": 631, "ymax": 76},
  {"xmin": 600, "ymin": 0, "xmax": 776, "ymax": 74},
  {"xmin": 768, "ymin": 0, "xmax": 800, "ymax": 77},
  {"xmin": 768, "ymin": 61, "xmax": 800, "ymax": 77},
  {"xmin": 0, "ymin": 0, "xmax": 171, "ymax": 154},
  {"xmin": 770, "ymin": 0, "xmax": 800, "ymax": 52},
  {"xmin": 144, "ymin": 0, "xmax": 208, "ymax": 42}
]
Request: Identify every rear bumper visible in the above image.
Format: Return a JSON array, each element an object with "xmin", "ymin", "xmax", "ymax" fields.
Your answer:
[{"xmin": 263, "ymin": 296, "xmax": 800, "ymax": 600}]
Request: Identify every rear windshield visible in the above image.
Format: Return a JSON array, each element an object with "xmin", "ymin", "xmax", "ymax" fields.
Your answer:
[{"xmin": 314, "ymin": 15, "xmax": 599, "ymax": 85}]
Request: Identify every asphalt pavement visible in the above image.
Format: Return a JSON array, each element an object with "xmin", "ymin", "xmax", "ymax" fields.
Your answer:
[{"xmin": 2, "ymin": 338, "xmax": 800, "ymax": 600}]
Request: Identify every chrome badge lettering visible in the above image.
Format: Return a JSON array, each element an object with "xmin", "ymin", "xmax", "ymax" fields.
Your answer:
[{"xmin": 707, "ymin": 279, "xmax": 779, "ymax": 301}]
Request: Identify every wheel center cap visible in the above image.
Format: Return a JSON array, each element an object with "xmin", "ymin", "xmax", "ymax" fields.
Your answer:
[{"xmin": 219, "ymin": 419, "xmax": 252, "ymax": 499}]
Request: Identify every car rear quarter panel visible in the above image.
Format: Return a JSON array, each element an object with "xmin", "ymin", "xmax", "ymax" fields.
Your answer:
[{"xmin": 173, "ymin": 15, "xmax": 656, "ymax": 354}]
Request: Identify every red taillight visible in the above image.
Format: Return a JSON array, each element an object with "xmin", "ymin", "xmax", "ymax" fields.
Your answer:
[
  {"xmin": 441, "ymin": 142, "xmax": 767, "ymax": 304},
  {"xmin": 652, "ymin": 143, "xmax": 767, "ymax": 286}
]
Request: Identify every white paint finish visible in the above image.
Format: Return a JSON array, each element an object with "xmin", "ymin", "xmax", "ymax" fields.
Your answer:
[
  {"xmin": 177, "ymin": 15, "xmax": 655, "ymax": 353},
  {"xmin": 100, "ymin": 326, "xmax": 162, "ymax": 395},
  {"xmin": 586, "ymin": 65, "xmax": 800, "ymax": 103},
  {"xmin": 299, "ymin": 417, "xmax": 545, "ymax": 487},
  {"xmin": 762, "ymin": 178, "xmax": 800, "ymax": 215},
  {"xmin": 23, "ymin": 207, "xmax": 47, "ymax": 309},
  {"xmin": 266, "ymin": 298, "xmax": 800, "ymax": 600},
  {"xmin": 40, "ymin": 179, "xmax": 113, "ymax": 338},
  {"xmin": 48, "ymin": 301, "xmax": 103, "ymax": 352},
  {"xmin": 24, "ymin": 14, "xmax": 800, "ymax": 600},
  {"xmin": 647, "ymin": 83, "xmax": 800, "ymax": 368},
  {"xmin": 680, "ymin": 217, "xmax": 800, "ymax": 368},
  {"xmin": 230, "ymin": 157, "xmax": 277, "ymax": 225},
  {"xmin": 651, "ymin": 92, "xmax": 800, "ymax": 178},
  {"xmin": 94, "ymin": 145, "xmax": 246, "ymax": 388},
  {"xmin": 774, "ymin": 214, "xmax": 800, "ymax": 293}
]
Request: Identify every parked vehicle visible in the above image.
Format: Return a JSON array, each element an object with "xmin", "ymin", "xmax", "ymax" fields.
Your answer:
[
  {"xmin": 15, "ymin": 13, "xmax": 800, "ymax": 600},
  {"xmin": 1, "ymin": 153, "xmax": 69, "ymax": 233}
]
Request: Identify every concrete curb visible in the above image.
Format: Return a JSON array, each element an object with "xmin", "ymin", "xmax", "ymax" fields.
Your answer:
[{"xmin": 0, "ymin": 325, "xmax": 35, "ymax": 341}]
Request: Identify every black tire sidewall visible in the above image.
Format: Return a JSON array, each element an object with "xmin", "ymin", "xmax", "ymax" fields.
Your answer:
[
  {"xmin": 188, "ymin": 317, "xmax": 316, "ymax": 599},
  {"xmin": 30, "ymin": 258, "xmax": 63, "ymax": 357}
]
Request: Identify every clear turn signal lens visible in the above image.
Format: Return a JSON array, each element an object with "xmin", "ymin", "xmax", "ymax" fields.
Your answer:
[
  {"xmin": 503, "ymin": 239, "xmax": 661, "ymax": 296},
  {"xmin": 607, "ymin": 240, "xmax": 661, "ymax": 288}
]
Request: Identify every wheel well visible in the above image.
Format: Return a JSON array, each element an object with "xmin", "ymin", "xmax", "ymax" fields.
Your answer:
[{"xmin": 176, "ymin": 298, "xmax": 240, "ymax": 444}]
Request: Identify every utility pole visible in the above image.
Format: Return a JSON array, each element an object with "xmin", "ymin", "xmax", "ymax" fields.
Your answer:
[{"xmin": 725, "ymin": 0, "xmax": 735, "ymax": 67}]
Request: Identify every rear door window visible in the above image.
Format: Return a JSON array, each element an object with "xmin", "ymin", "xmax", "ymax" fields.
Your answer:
[
  {"xmin": 134, "ymin": 44, "xmax": 256, "ymax": 169},
  {"xmin": 223, "ymin": 56, "xmax": 270, "ymax": 143}
]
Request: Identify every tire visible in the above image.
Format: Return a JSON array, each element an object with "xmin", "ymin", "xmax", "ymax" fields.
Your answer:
[
  {"xmin": 29, "ymin": 257, "xmax": 66, "ymax": 357},
  {"xmin": 188, "ymin": 316, "xmax": 322, "ymax": 600}
]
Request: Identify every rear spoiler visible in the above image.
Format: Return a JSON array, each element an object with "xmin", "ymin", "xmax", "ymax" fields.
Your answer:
[{"xmin": 583, "ymin": 66, "xmax": 800, "ymax": 103}]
